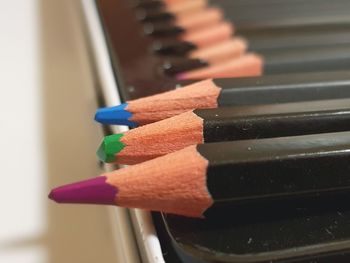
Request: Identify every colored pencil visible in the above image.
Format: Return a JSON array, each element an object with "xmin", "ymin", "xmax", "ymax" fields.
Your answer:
[
  {"xmin": 49, "ymin": 131, "xmax": 350, "ymax": 217},
  {"xmin": 152, "ymin": 25, "xmax": 350, "ymax": 56},
  {"xmin": 175, "ymin": 53, "xmax": 262, "ymax": 80},
  {"xmin": 143, "ymin": 7, "xmax": 224, "ymax": 36},
  {"xmin": 161, "ymin": 44, "xmax": 350, "ymax": 77},
  {"xmin": 94, "ymin": 71, "xmax": 350, "ymax": 126},
  {"xmin": 151, "ymin": 22, "xmax": 237, "ymax": 55},
  {"xmin": 188, "ymin": 38, "xmax": 247, "ymax": 64},
  {"xmin": 162, "ymin": 39, "xmax": 250, "ymax": 75},
  {"xmin": 97, "ymin": 98, "xmax": 350, "ymax": 164},
  {"xmin": 149, "ymin": 23, "xmax": 350, "ymax": 50}
]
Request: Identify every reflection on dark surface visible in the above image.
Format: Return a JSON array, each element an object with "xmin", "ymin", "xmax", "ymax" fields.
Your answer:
[{"xmin": 165, "ymin": 193, "xmax": 350, "ymax": 257}]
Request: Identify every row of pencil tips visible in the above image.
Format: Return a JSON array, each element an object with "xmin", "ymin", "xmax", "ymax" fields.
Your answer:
[
  {"xmin": 125, "ymin": 0, "xmax": 350, "ymax": 80},
  {"xmin": 131, "ymin": 0, "xmax": 264, "ymax": 79},
  {"xmin": 49, "ymin": 71, "xmax": 350, "ymax": 217}
]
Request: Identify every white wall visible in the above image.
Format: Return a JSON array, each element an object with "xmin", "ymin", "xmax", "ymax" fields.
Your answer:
[{"xmin": 0, "ymin": 0, "xmax": 46, "ymax": 262}]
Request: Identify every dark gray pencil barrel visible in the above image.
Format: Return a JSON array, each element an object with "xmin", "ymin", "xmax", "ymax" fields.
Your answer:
[
  {"xmin": 197, "ymin": 131, "xmax": 350, "ymax": 203},
  {"xmin": 214, "ymin": 71, "xmax": 350, "ymax": 106},
  {"xmin": 194, "ymin": 99, "xmax": 350, "ymax": 142}
]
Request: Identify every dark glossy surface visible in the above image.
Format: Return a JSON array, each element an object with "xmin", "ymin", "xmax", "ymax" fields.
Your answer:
[
  {"xmin": 130, "ymin": 0, "xmax": 164, "ymax": 9},
  {"xmin": 96, "ymin": 0, "xmax": 186, "ymax": 101},
  {"xmin": 195, "ymin": 99, "xmax": 350, "ymax": 142},
  {"xmin": 143, "ymin": 22, "xmax": 184, "ymax": 37},
  {"xmin": 162, "ymin": 57, "xmax": 208, "ymax": 75},
  {"xmin": 215, "ymin": 71, "xmax": 350, "ymax": 106},
  {"xmin": 164, "ymin": 193, "xmax": 350, "ymax": 262},
  {"xmin": 135, "ymin": 8, "xmax": 174, "ymax": 22},
  {"xmin": 152, "ymin": 39, "xmax": 197, "ymax": 55}
]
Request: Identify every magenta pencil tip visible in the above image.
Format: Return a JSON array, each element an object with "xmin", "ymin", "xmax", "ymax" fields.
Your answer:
[
  {"xmin": 48, "ymin": 191, "xmax": 54, "ymax": 200},
  {"xmin": 48, "ymin": 176, "xmax": 117, "ymax": 205}
]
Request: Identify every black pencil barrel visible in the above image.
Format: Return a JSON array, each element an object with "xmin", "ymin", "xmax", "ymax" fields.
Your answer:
[
  {"xmin": 194, "ymin": 99, "xmax": 350, "ymax": 142},
  {"xmin": 263, "ymin": 45, "xmax": 350, "ymax": 74},
  {"xmin": 240, "ymin": 24, "xmax": 350, "ymax": 52},
  {"xmin": 214, "ymin": 71, "xmax": 350, "ymax": 107},
  {"xmin": 212, "ymin": 0, "xmax": 350, "ymax": 29},
  {"xmin": 198, "ymin": 131, "xmax": 350, "ymax": 204}
]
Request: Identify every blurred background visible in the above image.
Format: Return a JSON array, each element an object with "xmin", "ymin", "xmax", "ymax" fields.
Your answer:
[{"xmin": 0, "ymin": 0, "xmax": 119, "ymax": 262}]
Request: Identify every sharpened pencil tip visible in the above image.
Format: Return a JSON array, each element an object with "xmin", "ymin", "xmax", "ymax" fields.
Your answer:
[
  {"xmin": 94, "ymin": 103, "xmax": 138, "ymax": 127},
  {"xmin": 97, "ymin": 134, "xmax": 125, "ymax": 163},
  {"xmin": 48, "ymin": 176, "xmax": 117, "ymax": 205},
  {"xmin": 48, "ymin": 191, "xmax": 54, "ymax": 201}
]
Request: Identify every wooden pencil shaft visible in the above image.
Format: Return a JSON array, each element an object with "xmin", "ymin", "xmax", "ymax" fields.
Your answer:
[
  {"xmin": 214, "ymin": 71, "xmax": 350, "ymax": 107},
  {"xmin": 198, "ymin": 131, "xmax": 350, "ymax": 203}
]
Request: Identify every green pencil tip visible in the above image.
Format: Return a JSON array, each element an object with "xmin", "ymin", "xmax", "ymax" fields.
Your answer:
[{"xmin": 97, "ymin": 134, "xmax": 125, "ymax": 163}]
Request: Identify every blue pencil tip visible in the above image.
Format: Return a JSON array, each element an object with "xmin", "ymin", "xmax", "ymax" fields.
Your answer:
[{"xmin": 94, "ymin": 103, "xmax": 138, "ymax": 127}]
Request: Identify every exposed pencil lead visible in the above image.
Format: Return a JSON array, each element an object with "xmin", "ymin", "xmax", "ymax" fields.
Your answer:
[
  {"xmin": 49, "ymin": 176, "xmax": 117, "ymax": 205},
  {"xmin": 97, "ymin": 134, "xmax": 125, "ymax": 163},
  {"xmin": 94, "ymin": 103, "xmax": 137, "ymax": 127}
]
